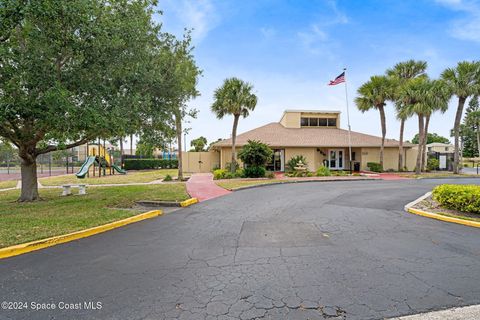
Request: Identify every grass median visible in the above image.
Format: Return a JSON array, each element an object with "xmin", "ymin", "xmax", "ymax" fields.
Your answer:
[
  {"xmin": 39, "ymin": 169, "xmax": 179, "ymax": 186},
  {"xmin": 0, "ymin": 183, "xmax": 189, "ymax": 248}
]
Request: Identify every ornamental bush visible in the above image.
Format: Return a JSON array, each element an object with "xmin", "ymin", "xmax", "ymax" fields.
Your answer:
[
  {"xmin": 238, "ymin": 140, "xmax": 273, "ymax": 167},
  {"xmin": 367, "ymin": 162, "xmax": 382, "ymax": 172},
  {"xmin": 432, "ymin": 184, "xmax": 480, "ymax": 214},
  {"xmin": 213, "ymin": 168, "xmax": 244, "ymax": 179},
  {"xmin": 427, "ymin": 158, "xmax": 440, "ymax": 171},
  {"xmin": 316, "ymin": 165, "xmax": 331, "ymax": 176},
  {"xmin": 244, "ymin": 166, "xmax": 266, "ymax": 178},
  {"xmin": 124, "ymin": 159, "xmax": 178, "ymax": 170}
]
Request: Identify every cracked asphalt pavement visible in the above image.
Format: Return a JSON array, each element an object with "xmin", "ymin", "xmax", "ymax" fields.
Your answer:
[{"xmin": 1, "ymin": 179, "xmax": 480, "ymax": 320}]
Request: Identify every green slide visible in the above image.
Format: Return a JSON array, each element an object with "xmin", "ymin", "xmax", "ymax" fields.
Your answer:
[
  {"xmin": 76, "ymin": 156, "xmax": 96, "ymax": 179},
  {"xmin": 112, "ymin": 164, "xmax": 126, "ymax": 174}
]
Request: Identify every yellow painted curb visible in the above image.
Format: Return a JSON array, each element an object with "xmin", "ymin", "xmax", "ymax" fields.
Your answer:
[
  {"xmin": 407, "ymin": 207, "xmax": 480, "ymax": 228},
  {"xmin": 180, "ymin": 198, "xmax": 198, "ymax": 207},
  {"xmin": 0, "ymin": 210, "xmax": 162, "ymax": 260}
]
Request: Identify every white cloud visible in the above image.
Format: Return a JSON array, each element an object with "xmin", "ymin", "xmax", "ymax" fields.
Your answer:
[
  {"xmin": 158, "ymin": 0, "xmax": 219, "ymax": 43},
  {"xmin": 435, "ymin": 0, "xmax": 480, "ymax": 42}
]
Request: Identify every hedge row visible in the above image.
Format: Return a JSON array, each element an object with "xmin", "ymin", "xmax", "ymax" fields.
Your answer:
[
  {"xmin": 124, "ymin": 159, "xmax": 178, "ymax": 170},
  {"xmin": 432, "ymin": 184, "xmax": 480, "ymax": 214}
]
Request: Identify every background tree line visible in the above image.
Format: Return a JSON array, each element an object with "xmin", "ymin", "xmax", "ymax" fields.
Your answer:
[{"xmin": 356, "ymin": 60, "xmax": 480, "ymax": 174}]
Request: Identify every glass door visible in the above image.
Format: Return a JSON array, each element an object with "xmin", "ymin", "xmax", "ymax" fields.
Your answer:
[
  {"xmin": 328, "ymin": 149, "xmax": 344, "ymax": 170},
  {"xmin": 266, "ymin": 149, "xmax": 285, "ymax": 172}
]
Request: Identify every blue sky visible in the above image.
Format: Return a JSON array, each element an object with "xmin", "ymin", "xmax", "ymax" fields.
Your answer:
[{"xmin": 156, "ymin": 0, "xmax": 480, "ymax": 148}]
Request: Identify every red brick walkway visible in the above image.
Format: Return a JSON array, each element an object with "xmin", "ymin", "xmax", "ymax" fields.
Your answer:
[
  {"xmin": 378, "ymin": 173, "xmax": 411, "ymax": 180},
  {"xmin": 186, "ymin": 173, "xmax": 231, "ymax": 202}
]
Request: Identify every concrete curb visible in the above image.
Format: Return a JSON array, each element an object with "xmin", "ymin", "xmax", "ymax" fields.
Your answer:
[
  {"xmin": 404, "ymin": 192, "xmax": 480, "ymax": 229},
  {"xmin": 229, "ymin": 178, "xmax": 379, "ymax": 192},
  {"xmin": 180, "ymin": 198, "xmax": 198, "ymax": 207},
  {"xmin": 0, "ymin": 210, "xmax": 162, "ymax": 260},
  {"xmin": 388, "ymin": 304, "xmax": 480, "ymax": 319}
]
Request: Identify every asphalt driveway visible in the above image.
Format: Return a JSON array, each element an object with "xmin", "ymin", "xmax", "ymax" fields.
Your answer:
[{"xmin": 1, "ymin": 179, "xmax": 480, "ymax": 320}]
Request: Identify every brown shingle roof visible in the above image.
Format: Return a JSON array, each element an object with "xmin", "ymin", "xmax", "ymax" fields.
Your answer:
[{"xmin": 213, "ymin": 123, "xmax": 414, "ymax": 148}]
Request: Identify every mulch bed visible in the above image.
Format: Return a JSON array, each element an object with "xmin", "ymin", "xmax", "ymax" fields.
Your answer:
[{"xmin": 414, "ymin": 195, "xmax": 480, "ymax": 221}]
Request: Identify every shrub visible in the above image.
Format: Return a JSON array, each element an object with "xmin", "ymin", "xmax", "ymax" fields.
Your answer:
[
  {"xmin": 224, "ymin": 171, "xmax": 236, "ymax": 179},
  {"xmin": 225, "ymin": 161, "xmax": 239, "ymax": 172},
  {"xmin": 286, "ymin": 155, "xmax": 308, "ymax": 172},
  {"xmin": 124, "ymin": 159, "xmax": 178, "ymax": 170},
  {"xmin": 244, "ymin": 166, "xmax": 266, "ymax": 178},
  {"xmin": 265, "ymin": 171, "xmax": 275, "ymax": 179},
  {"xmin": 238, "ymin": 140, "xmax": 273, "ymax": 167},
  {"xmin": 332, "ymin": 170, "xmax": 348, "ymax": 176},
  {"xmin": 427, "ymin": 158, "xmax": 440, "ymax": 171},
  {"xmin": 433, "ymin": 184, "xmax": 480, "ymax": 214},
  {"xmin": 316, "ymin": 165, "xmax": 331, "ymax": 176},
  {"xmin": 367, "ymin": 162, "xmax": 382, "ymax": 172},
  {"xmin": 163, "ymin": 174, "xmax": 173, "ymax": 182},
  {"xmin": 213, "ymin": 169, "xmax": 227, "ymax": 180}
]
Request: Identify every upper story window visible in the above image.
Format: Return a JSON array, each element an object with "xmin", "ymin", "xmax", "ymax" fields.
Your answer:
[
  {"xmin": 445, "ymin": 147, "xmax": 449, "ymax": 151},
  {"xmin": 301, "ymin": 117, "xmax": 336, "ymax": 127}
]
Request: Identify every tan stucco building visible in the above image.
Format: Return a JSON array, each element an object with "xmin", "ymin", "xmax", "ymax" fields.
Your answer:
[{"xmin": 211, "ymin": 110, "xmax": 418, "ymax": 172}]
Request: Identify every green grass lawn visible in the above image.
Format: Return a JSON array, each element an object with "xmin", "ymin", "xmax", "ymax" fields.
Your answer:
[
  {"xmin": 216, "ymin": 179, "xmax": 284, "ymax": 190},
  {"xmin": 0, "ymin": 180, "xmax": 18, "ymax": 189},
  {"xmin": 39, "ymin": 169, "xmax": 179, "ymax": 186},
  {"xmin": 0, "ymin": 183, "xmax": 189, "ymax": 248}
]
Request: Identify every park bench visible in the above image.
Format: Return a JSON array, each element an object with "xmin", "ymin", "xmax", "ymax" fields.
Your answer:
[{"xmin": 61, "ymin": 184, "xmax": 87, "ymax": 196}]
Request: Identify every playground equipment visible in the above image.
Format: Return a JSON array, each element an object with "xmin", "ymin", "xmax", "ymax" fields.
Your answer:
[{"xmin": 75, "ymin": 142, "xmax": 126, "ymax": 179}]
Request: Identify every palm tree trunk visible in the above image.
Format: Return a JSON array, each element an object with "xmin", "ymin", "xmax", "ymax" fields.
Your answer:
[
  {"xmin": 453, "ymin": 97, "xmax": 466, "ymax": 174},
  {"xmin": 379, "ymin": 106, "xmax": 386, "ymax": 168},
  {"xmin": 175, "ymin": 112, "xmax": 183, "ymax": 180},
  {"xmin": 421, "ymin": 114, "xmax": 430, "ymax": 171},
  {"xmin": 415, "ymin": 114, "xmax": 424, "ymax": 175},
  {"xmin": 230, "ymin": 114, "xmax": 240, "ymax": 173},
  {"xmin": 398, "ymin": 118, "xmax": 405, "ymax": 171}
]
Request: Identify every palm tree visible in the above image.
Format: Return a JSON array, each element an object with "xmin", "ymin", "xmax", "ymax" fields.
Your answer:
[
  {"xmin": 420, "ymin": 80, "xmax": 451, "ymax": 170},
  {"xmin": 398, "ymin": 77, "xmax": 428, "ymax": 174},
  {"xmin": 355, "ymin": 75, "xmax": 394, "ymax": 168},
  {"xmin": 400, "ymin": 78, "xmax": 450, "ymax": 174},
  {"xmin": 441, "ymin": 61, "xmax": 480, "ymax": 173},
  {"xmin": 211, "ymin": 78, "xmax": 258, "ymax": 172},
  {"xmin": 386, "ymin": 60, "xmax": 427, "ymax": 171}
]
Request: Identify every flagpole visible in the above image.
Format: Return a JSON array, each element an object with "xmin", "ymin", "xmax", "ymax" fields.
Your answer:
[{"xmin": 343, "ymin": 68, "xmax": 353, "ymax": 172}]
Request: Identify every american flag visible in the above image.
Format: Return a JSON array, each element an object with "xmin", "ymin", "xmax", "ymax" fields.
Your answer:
[{"xmin": 328, "ymin": 71, "xmax": 345, "ymax": 86}]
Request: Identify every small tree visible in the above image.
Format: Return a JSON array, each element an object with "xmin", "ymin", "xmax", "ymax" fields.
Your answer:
[
  {"xmin": 211, "ymin": 78, "xmax": 258, "ymax": 173},
  {"xmin": 355, "ymin": 75, "xmax": 395, "ymax": 167},
  {"xmin": 136, "ymin": 141, "xmax": 154, "ymax": 158},
  {"xmin": 190, "ymin": 136, "xmax": 208, "ymax": 152},
  {"xmin": 238, "ymin": 140, "xmax": 273, "ymax": 168},
  {"xmin": 441, "ymin": 61, "xmax": 480, "ymax": 174},
  {"xmin": 412, "ymin": 133, "xmax": 451, "ymax": 144}
]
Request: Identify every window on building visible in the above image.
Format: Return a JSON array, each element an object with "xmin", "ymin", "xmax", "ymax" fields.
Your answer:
[
  {"xmin": 428, "ymin": 147, "xmax": 432, "ymax": 152},
  {"xmin": 300, "ymin": 117, "xmax": 337, "ymax": 127},
  {"xmin": 445, "ymin": 147, "xmax": 449, "ymax": 151},
  {"xmin": 327, "ymin": 118, "xmax": 336, "ymax": 127},
  {"xmin": 318, "ymin": 118, "xmax": 328, "ymax": 126},
  {"xmin": 309, "ymin": 118, "xmax": 318, "ymax": 126}
]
